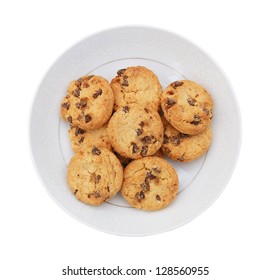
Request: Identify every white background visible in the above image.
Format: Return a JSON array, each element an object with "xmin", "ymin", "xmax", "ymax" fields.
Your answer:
[{"xmin": 1, "ymin": 0, "xmax": 271, "ymax": 279}]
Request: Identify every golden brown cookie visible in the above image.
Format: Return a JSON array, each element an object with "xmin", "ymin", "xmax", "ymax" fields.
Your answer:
[
  {"xmin": 161, "ymin": 80, "xmax": 213, "ymax": 135},
  {"xmin": 68, "ymin": 124, "xmax": 111, "ymax": 153},
  {"xmin": 111, "ymin": 66, "xmax": 162, "ymax": 111},
  {"xmin": 61, "ymin": 75, "xmax": 114, "ymax": 130},
  {"xmin": 121, "ymin": 157, "xmax": 178, "ymax": 210},
  {"xmin": 107, "ymin": 104, "xmax": 164, "ymax": 159},
  {"xmin": 161, "ymin": 117, "xmax": 212, "ymax": 162},
  {"xmin": 67, "ymin": 147, "xmax": 123, "ymax": 206}
]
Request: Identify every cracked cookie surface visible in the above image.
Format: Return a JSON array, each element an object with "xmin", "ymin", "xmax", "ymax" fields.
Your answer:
[
  {"xmin": 110, "ymin": 66, "xmax": 162, "ymax": 111},
  {"xmin": 68, "ymin": 124, "xmax": 111, "ymax": 153},
  {"xmin": 67, "ymin": 147, "xmax": 123, "ymax": 205},
  {"xmin": 121, "ymin": 157, "xmax": 178, "ymax": 210},
  {"xmin": 107, "ymin": 104, "xmax": 164, "ymax": 159},
  {"xmin": 161, "ymin": 117, "xmax": 212, "ymax": 162},
  {"xmin": 161, "ymin": 80, "xmax": 213, "ymax": 135},
  {"xmin": 61, "ymin": 75, "xmax": 114, "ymax": 130}
]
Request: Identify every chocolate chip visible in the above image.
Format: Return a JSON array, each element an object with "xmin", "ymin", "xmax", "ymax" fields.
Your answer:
[
  {"xmin": 140, "ymin": 180, "xmax": 150, "ymax": 192},
  {"xmin": 171, "ymin": 81, "xmax": 183, "ymax": 88},
  {"xmin": 177, "ymin": 156, "xmax": 185, "ymax": 162},
  {"xmin": 85, "ymin": 114, "xmax": 92, "ymax": 123},
  {"xmin": 67, "ymin": 116, "xmax": 73, "ymax": 123},
  {"xmin": 190, "ymin": 115, "xmax": 201, "ymax": 125},
  {"xmin": 156, "ymin": 195, "xmax": 161, "ymax": 201},
  {"xmin": 61, "ymin": 102, "xmax": 70, "ymax": 110},
  {"xmin": 107, "ymin": 185, "xmax": 110, "ymax": 192},
  {"xmin": 203, "ymin": 108, "xmax": 210, "ymax": 115},
  {"xmin": 144, "ymin": 108, "xmax": 149, "ymax": 113},
  {"xmin": 117, "ymin": 68, "xmax": 126, "ymax": 76},
  {"xmin": 73, "ymin": 89, "xmax": 80, "ymax": 97},
  {"xmin": 122, "ymin": 75, "xmax": 129, "ymax": 87},
  {"xmin": 75, "ymin": 127, "xmax": 85, "ymax": 136},
  {"xmin": 140, "ymin": 145, "xmax": 148, "ymax": 156},
  {"xmin": 146, "ymin": 171, "xmax": 156, "ymax": 180},
  {"xmin": 153, "ymin": 167, "xmax": 161, "ymax": 173},
  {"xmin": 93, "ymin": 88, "xmax": 103, "ymax": 98},
  {"xmin": 75, "ymin": 78, "xmax": 83, "ymax": 87},
  {"xmin": 74, "ymin": 189, "xmax": 78, "ymax": 195},
  {"xmin": 78, "ymin": 137, "xmax": 84, "ymax": 144},
  {"xmin": 151, "ymin": 135, "xmax": 157, "ymax": 143},
  {"xmin": 87, "ymin": 75, "xmax": 94, "ymax": 79},
  {"xmin": 187, "ymin": 97, "xmax": 196, "ymax": 106},
  {"xmin": 92, "ymin": 147, "xmax": 101, "ymax": 155},
  {"xmin": 75, "ymin": 100, "xmax": 87, "ymax": 109},
  {"xmin": 163, "ymin": 134, "xmax": 169, "ymax": 144},
  {"xmin": 136, "ymin": 128, "xmax": 143, "ymax": 136},
  {"xmin": 163, "ymin": 147, "xmax": 171, "ymax": 154},
  {"xmin": 123, "ymin": 106, "xmax": 129, "ymax": 113},
  {"xmin": 88, "ymin": 191, "xmax": 101, "ymax": 198},
  {"xmin": 165, "ymin": 98, "xmax": 176, "ymax": 109},
  {"xmin": 167, "ymin": 90, "xmax": 174, "ymax": 95},
  {"xmin": 94, "ymin": 191, "xmax": 101, "ymax": 198},
  {"xmin": 77, "ymin": 114, "xmax": 83, "ymax": 121},
  {"xmin": 122, "ymin": 80, "xmax": 129, "ymax": 87},
  {"xmin": 132, "ymin": 143, "xmax": 139, "ymax": 153},
  {"xmin": 169, "ymin": 135, "xmax": 181, "ymax": 146},
  {"xmin": 135, "ymin": 191, "xmax": 145, "ymax": 202},
  {"xmin": 95, "ymin": 175, "xmax": 101, "ymax": 184},
  {"xmin": 141, "ymin": 136, "xmax": 152, "ymax": 144},
  {"xmin": 83, "ymin": 82, "xmax": 89, "ymax": 88},
  {"xmin": 139, "ymin": 121, "xmax": 144, "ymax": 127}
]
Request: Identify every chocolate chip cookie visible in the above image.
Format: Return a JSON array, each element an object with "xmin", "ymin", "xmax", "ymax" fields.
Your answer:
[
  {"xmin": 111, "ymin": 66, "xmax": 162, "ymax": 111},
  {"xmin": 161, "ymin": 117, "xmax": 212, "ymax": 162},
  {"xmin": 61, "ymin": 75, "xmax": 114, "ymax": 130},
  {"xmin": 68, "ymin": 124, "xmax": 111, "ymax": 153},
  {"xmin": 161, "ymin": 80, "xmax": 213, "ymax": 135},
  {"xmin": 107, "ymin": 104, "xmax": 164, "ymax": 159},
  {"xmin": 121, "ymin": 157, "xmax": 178, "ymax": 210},
  {"xmin": 67, "ymin": 147, "xmax": 123, "ymax": 206}
]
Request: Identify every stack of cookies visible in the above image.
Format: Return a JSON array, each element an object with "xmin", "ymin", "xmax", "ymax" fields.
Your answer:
[{"xmin": 61, "ymin": 66, "xmax": 213, "ymax": 211}]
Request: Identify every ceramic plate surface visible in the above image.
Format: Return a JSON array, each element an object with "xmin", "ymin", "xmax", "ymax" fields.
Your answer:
[{"xmin": 30, "ymin": 26, "xmax": 241, "ymax": 236}]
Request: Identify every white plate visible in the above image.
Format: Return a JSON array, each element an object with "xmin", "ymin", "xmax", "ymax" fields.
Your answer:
[{"xmin": 30, "ymin": 26, "xmax": 241, "ymax": 236}]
